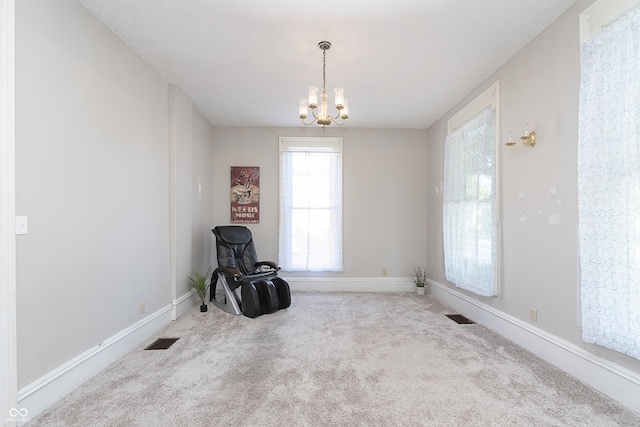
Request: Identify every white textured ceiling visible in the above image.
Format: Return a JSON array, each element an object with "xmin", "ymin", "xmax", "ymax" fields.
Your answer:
[{"xmin": 78, "ymin": 0, "xmax": 578, "ymax": 129}]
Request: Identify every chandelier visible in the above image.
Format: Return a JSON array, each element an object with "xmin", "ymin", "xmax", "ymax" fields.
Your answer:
[{"xmin": 299, "ymin": 41, "xmax": 349, "ymax": 128}]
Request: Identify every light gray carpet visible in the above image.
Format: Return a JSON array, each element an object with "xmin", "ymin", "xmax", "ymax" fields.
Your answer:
[{"xmin": 28, "ymin": 292, "xmax": 640, "ymax": 426}]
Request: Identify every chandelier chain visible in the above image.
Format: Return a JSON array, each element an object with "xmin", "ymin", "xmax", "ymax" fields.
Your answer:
[{"xmin": 322, "ymin": 48, "xmax": 327, "ymax": 96}]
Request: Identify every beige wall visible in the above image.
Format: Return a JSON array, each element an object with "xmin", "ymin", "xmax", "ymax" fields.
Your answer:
[
  {"xmin": 427, "ymin": 0, "xmax": 640, "ymax": 375},
  {"xmin": 15, "ymin": 0, "xmax": 215, "ymax": 386},
  {"xmin": 212, "ymin": 127, "xmax": 429, "ymax": 278},
  {"xmin": 191, "ymin": 108, "xmax": 216, "ymax": 276},
  {"xmin": 169, "ymin": 86, "xmax": 194, "ymax": 299}
]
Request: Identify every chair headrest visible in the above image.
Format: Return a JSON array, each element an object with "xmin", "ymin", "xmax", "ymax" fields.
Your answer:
[{"xmin": 213, "ymin": 226, "xmax": 253, "ymax": 245}]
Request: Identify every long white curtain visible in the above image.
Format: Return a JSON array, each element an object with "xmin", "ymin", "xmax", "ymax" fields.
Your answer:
[
  {"xmin": 279, "ymin": 150, "xmax": 342, "ymax": 272},
  {"xmin": 443, "ymin": 107, "xmax": 497, "ymax": 296},
  {"xmin": 578, "ymin": 5, "xmax": 640, "ymax": 360}
]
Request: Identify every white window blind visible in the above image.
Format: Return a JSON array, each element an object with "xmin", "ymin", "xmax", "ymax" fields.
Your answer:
[
  {"xmin": 578, "ymin": 1, "xmax": 640, "ymax": 360},
  {"xmin": 443, "ymin": 83, "xmax": 499, "ymax": 297},
  {"xmin": 279, "ymin": 137, "xmax": 343, "ymax": 272}
]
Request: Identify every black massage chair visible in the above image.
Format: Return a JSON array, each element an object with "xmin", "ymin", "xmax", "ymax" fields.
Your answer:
[{"xmin": 210, "ymin": 226, "xmax": 291, "ymax": 318}]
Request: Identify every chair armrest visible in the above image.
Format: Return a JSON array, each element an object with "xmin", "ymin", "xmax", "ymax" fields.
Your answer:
[
  {"xmin": 211, "ymin": 266, "xmax": 244, "ymax": 294},
  {"xmin": 214, "ymin": 266, "xmax": 242, "ymax": 277},
  {"xmin": 255, "ymin": 261, "xmax": 281, "ymax": 271},
  {"xmin": 214, "ymin": 267, "xmax": 275, "ymax": 282}
]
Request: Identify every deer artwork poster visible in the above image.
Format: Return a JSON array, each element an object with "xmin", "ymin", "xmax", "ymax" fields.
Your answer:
[{"xmin": 230, "ymin": 166, "xmax": 260, "ymax": 223}]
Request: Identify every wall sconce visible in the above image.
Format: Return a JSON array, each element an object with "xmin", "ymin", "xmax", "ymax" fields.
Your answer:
[{"xmin": 505, "ymin": 123, "xmax": 537, "ymax": 149}]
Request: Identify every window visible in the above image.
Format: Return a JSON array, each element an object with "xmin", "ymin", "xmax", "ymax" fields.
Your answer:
[
  {"xmin": 443, "ymin": 82, "xmax": 499, "ymax": 297},
  {"xmin": 279, "ymin": 137, "xmax": 342, "ymax": 272},
  {"xmin": 578, "ymin": 0, "xmax": 640, "ymax": 360}
]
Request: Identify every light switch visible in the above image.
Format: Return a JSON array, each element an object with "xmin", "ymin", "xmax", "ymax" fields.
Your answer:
[{"xmin": 16, "ymin": 216, "xmax": 28, "ymax": 235}]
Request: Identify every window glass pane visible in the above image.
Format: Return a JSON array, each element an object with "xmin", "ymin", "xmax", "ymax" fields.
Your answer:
[
  {"xmin": 279, "ymin": 138, "xmax": 342, "ymax": 272},
  {"xmin": 443, "ymin": 105, "xmax": 497, "ymax": 297},
  {"xmin": 578, "ymin": 2, "xmax": 640, "ymax": 360},
  {"xmin": 290, "ymin": 208, "xmax": 310, "ymax": 271}
]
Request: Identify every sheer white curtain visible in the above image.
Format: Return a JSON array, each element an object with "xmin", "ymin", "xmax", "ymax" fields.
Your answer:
[
  {"xmin": 443, "ymin": 107, "xmax": 497, "ymax": 297},
  {"xmin": 279, "ymin": 146, "xmax": 342, "ymax": 272},
  {"xmin": 578, "ymin": 4, "xmax": 640, "ymax": 360}
]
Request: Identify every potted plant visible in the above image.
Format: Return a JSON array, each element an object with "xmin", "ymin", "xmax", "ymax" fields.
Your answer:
[
  {"xmin": 189, "ymin": 269, "xmax": 211, "ymax": 312},
  {"xmin": 410, "ymin": 267, "xmax": 429, "ymax": 295}
]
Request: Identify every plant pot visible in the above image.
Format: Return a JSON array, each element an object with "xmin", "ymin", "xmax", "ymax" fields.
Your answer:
[
  {"xmin": 416, "ymin": 286, "xmax": 425, "ymax": 295},
  {"xmin": 200, "ymin": 304, "xmax": 208, "ymax": 312}
]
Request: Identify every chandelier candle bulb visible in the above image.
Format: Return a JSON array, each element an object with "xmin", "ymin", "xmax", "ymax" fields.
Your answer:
[
  {"xmin": 506, "ymin": 129, "xmax": 516, "ymax": 149},
  {"xmin": 334, "ymin": 87, "xmax": 344, "ymax": 108},
  {"xmin": 341, "ymin": 99, "xmax": 349, "ymax": 118},
  {"xmin": 308, "ymin": 86, "xmax": 318, "ymax": 108},
  {"xmin": 319, "ymin": 99, "xmax": 329, "ymax": 123},
  {"xmin": 299, "ymin": 99, "xmax": 308, "ymax": 118}
]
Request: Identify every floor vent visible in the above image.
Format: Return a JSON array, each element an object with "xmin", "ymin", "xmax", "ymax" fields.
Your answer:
[
  {"xmin": 446, "ymin": 314, "xmax": 475, "ymax": 324},
  {"xmin": 145, "ymin": 338, "xmax": 180, "ymax": 350}
]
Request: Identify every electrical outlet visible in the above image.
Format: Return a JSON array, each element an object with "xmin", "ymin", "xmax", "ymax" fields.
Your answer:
[
  {"xmin": 382, "ymin": 268, "xmax": 388, "ymax": 276},
  {"xmin": 139, "ymin": 303, "xmax": 145, "ymax": 314},
  {"xmin": 529, "ymin": 308, "xmax": 537, "ymax": 322},
  {"xmin": 16, "ymin": 216, "xmax": 28, "ymax": 235}
]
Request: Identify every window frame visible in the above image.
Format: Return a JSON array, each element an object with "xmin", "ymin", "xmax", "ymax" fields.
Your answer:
[
  {"xmin": 580, "ymin": 0, "xmax": 639, "ymax": 43},
  {"xmin": 278, "ymin": 136, "xmax": 343, "ymax": 272},
  {"xmin": 444, "ymin": 81, "xmax": 501, "ymax": 296}
]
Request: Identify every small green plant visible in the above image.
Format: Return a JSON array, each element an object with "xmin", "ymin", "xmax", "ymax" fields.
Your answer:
[
  {"xmin": 410, "ymin": 267, "xmax": 430, "ymax": 288},
  {"xmin": 188, "ymin": 269, "xmax": 211, "ymax": 305}
]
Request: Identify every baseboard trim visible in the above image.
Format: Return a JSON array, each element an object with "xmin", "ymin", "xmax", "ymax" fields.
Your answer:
[
  {"xmin": 284, "ymin": 276, "xmax": 414, "ymax": 292},
  {"xmin": 428, "ymin": 279, "xmax": 640, "ymax": 414},
  {"xmin": 19, "ymin": 282, "xmax": 639, "ymax": 419},
  {"xmin": 16, "ymin": 295, "xmax": 190, "ymax": 419},
  {"xmin": 172, "ymin": 289, "xmax": 197, "ymax": 320}
]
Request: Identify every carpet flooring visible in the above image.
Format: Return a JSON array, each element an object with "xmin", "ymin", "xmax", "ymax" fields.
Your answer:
[{"xmin": 28, "ymin": 292, "xmax": 640, "ymax": 426}]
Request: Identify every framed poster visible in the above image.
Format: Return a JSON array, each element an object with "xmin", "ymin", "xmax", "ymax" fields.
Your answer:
[{"xmin": 230, "ymin": 166, "xmax": 260, "ymax": 223}]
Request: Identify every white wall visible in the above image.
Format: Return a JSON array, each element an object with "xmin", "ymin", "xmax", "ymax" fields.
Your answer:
[
  {"xmin": 169, "ymin": 85, "xmax": 194, "ymax": 306},
  {"xmin": 16, "ymin": 0, "xmax": 170, "ymax": 386},
  {"xmin": 212, "ymin": 127, "xmax": 428, "ymax": 278},
  {"xmin": 427, "ymin": 0, "xmax": 640, "ymax": 376},
  {"xmin": 14, "ymin": 0, "xmax": 215, "ymax": 399},
  {"xmin": 191, "ymin": 107, "xmax": 216, "ymax": 276}
]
